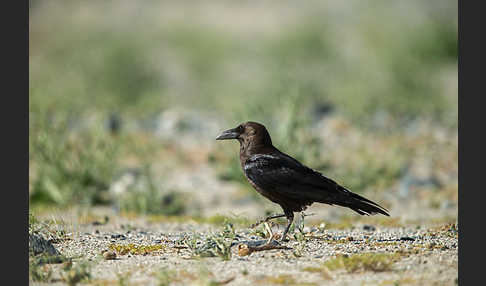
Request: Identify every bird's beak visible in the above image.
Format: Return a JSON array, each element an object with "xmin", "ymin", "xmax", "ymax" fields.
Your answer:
[{"xmin": 216, "ymin": 128, "xmax": 240, "ymax": 140}]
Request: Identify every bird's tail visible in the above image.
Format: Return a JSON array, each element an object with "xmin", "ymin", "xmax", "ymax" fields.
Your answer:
[{"xmin": 335, "ymin": 187, "xmax": 390, "ymax": 216}]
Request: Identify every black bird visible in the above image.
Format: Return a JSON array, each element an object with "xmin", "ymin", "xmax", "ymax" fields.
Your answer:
[{"xmin": 216, "ymin": 121, "xmax": 389, "ymax": 241}]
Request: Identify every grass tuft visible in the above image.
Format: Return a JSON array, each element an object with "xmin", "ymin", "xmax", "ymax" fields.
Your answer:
[{"xmin": 323, "ymin": 253, "xmax": 400, "ymax": 273}]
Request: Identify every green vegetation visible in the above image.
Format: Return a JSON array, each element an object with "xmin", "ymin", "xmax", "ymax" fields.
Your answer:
[
  {"xmin": 323, "ymin": 253, "xmax": 400, "ymax": 273},
  {"xmin": 184, "ymin": 222, "xmax": 236, "ymax": 260},
  {"xmin": 155, "ymin": 265, "xmax": 234, "ymax": 286},
  {"xmin": 301, "ymin": 265, "xmax": 333, "ymax": 280},
  {"xmin": 115, "ymin": 167, "xmax": 187, "ymax": 216},
  {"xmin": 29, "ymin": 259, "xmax": 53, "ymax": 282},
  {"xmin": 29, "ymin": 115, "xmax": 118, "ymax": 206},
  {"xmin": 63, "ymin": 260, "xmax": 92, "ymax": 286},
  {"xmin": 156, "ymin": 268, "xmax": 177, "ymax": 286},
  {"xmin": 142, "ymin": 213, "xmax": 253, "ymax": 227}
]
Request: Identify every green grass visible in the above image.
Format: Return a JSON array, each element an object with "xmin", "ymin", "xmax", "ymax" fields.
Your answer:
[
  {"xmin": 184, "ymin": 222, "xmax": 236, "ymax": 260},
  {"xmin": 29, "ymin": 113, "xmax": 118, "ymax": 206},
  {"xmin": 63, "ymin": 260, "xmax": 92, "ymax": 286},
  {"xmin": 323, "ymin": 253, "xmax": 401, "ymax": 273}
]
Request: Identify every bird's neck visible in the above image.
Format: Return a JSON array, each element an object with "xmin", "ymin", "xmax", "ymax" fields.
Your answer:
[{"xmin": 239, "ymin": 140, "xmax": 275, "ymax": 164}]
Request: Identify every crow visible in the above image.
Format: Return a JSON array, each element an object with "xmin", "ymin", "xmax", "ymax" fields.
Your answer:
[{"xmin": 216, "ymin": 121, "xmax": 389, "ymax": 241}]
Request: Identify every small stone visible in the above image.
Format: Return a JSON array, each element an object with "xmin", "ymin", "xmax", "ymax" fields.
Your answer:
[
  {"xmin": 103, "ymin": 251, "xmax": 117, "ymax": 260},
  {"xmin": 238, "ymin": 244, "xmax": 251, "ymax": 256},
  {"xmin": 426, "ymin": 242, "xmax": 437, "ymax": 250},
  {"xmin": 363, "ymin": 225, "xmax": 376, "ymax": 231}
]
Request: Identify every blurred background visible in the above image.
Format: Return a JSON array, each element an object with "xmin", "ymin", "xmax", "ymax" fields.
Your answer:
[{"xmin": 29, "ymin": 0, "xmax": 457, "ymax": 225}]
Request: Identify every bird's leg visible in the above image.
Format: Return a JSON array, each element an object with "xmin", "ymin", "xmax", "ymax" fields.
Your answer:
[
  {"xmin": 297, "ymin": 212, "xmax": 305, "ymax": 234},
  {"xmin": 263, "ymin": 222, "xmax": 275, "ymax": 245},
  {"xmin": 280, "ymin": 212, "xmax": 294, "ymax": 241},
  {"xmin": 297, "ymin": 212, "xmax": 316, "ymax": 234},
  {"xmin": 250, "ymin": 213, "xmax": 286, "ymax": 229}
]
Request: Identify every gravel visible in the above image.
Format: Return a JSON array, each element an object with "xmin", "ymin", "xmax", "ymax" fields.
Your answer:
[{"xmin": 31, "ymin": 208, "xmax": 458, "ymax": 286}]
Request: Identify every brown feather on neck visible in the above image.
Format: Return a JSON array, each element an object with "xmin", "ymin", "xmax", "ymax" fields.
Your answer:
[{"xmin": 238, "ymin": 125, "xmax": 274, "ymax": 165}]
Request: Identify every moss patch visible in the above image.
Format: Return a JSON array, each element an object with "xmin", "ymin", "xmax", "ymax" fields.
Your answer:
[
  {"xmin": 108, "ymin": 243, "xmax": 164, "ymax": 255},
  {"xmin": 324, "ymin": 253, "xmax": 401, "ymax": 273}
]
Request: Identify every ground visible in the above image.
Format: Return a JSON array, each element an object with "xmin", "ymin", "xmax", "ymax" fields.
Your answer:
[{"xmin": 29, "ymin": 203, "xmax": 457, "ymax": 286}]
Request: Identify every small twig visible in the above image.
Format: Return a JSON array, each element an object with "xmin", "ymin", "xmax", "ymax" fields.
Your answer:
[
  {"xmin": 237, "ymin": 242, "xmax": 292, "ymax": 256},
  {"xmin": 250, "ymin": 213, "xmax": 286, "ymax": 228},
  {"xmin": 212, "ymin": 277, "xmax": 236, "ymax": 285},
  {"xmin": 301, "ymin": 212, "xmax": 316, "ymax": 218}
]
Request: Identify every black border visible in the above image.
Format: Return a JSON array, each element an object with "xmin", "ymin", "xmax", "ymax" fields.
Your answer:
[
  {"xmin": 458, "ymin": 0, "xmax": 481, "ymax": 285},
  {"xmin": 4, "ymin": 0, "xmax": 28, "ymax": 285}
]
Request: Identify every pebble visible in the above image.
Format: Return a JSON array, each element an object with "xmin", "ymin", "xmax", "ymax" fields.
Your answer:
[
  {"xmin": 103, "ymin": 251, "xmax": 117, "ymax": 260},
  {"xmin": 363, "ymin": 225, "xmax": 376, "ymax": 231}
]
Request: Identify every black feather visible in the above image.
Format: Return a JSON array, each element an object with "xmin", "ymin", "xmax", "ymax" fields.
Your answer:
[{"xmin": 244, "ymin": 152, "xmax": 389, "ymax": 216}]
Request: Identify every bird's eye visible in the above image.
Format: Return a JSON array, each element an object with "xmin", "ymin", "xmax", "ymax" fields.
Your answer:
[{"xmin": 238, "ymin": 125, "xmax": 244, "ymax": 132}]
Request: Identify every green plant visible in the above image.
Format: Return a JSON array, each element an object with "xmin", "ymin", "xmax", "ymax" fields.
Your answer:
[
  {"xmin": 157, "ymin": 268, "xmax": 176, "ymax": 286},
  {"xmin": 29, "ymin": 113, "xmax": 118, "ymax": 206},
  {"xmin": 115, "ymin": 165, "xmax": 187, "ymax": 215},
  {"xmin": 63, "ymin": 260, "xmax": 92, "ymax": 286},
  {"xmin": 324, "ymin": 253, "xmax": 400, "ymax": 273},
  {"xmin": 185, "ymin": 221, "xmax": 236, "ymax": 260}
]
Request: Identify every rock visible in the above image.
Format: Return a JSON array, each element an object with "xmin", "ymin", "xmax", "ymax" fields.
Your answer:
[
  {"xmin": 111, "ymin": 234, "xmax": 127, "ymax": 240},
  {"xmin": 29, "ymin": 234, "xmax": 60, "ymax": 256},
  {"xmin": 103, "ymin": 251, "xmax": 117, "ymax": 260},
  {"xmin": 29, "ymin": 234, "xmax": 60, "ymax": 255}
]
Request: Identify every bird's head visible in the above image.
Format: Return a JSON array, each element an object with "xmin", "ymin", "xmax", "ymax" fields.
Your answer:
[{"xmin": 216, "ymin": 121, "xmax": 272, "ymax": 147}]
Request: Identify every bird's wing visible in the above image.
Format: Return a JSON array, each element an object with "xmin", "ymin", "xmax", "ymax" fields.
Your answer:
[{"xmin": 243, "ymin": 153, "xmax": 342, "ymax": 202}]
